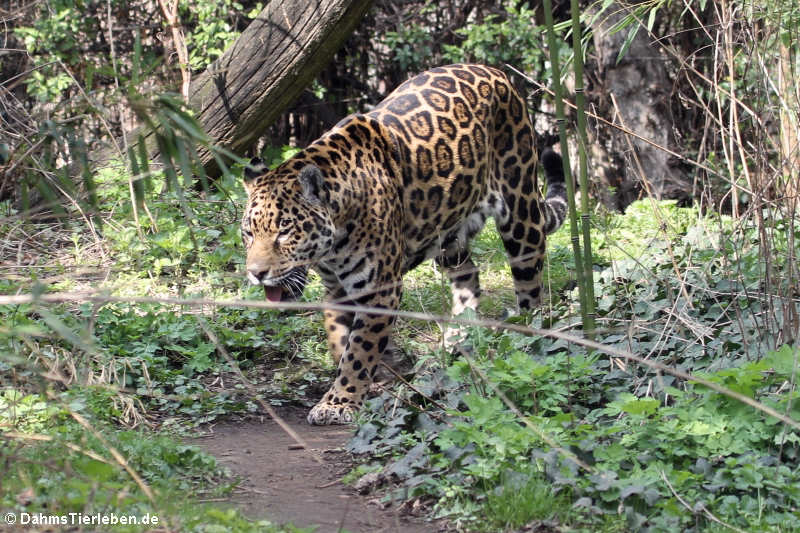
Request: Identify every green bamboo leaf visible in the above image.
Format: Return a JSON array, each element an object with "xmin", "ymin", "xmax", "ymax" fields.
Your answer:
[
  {"xmin": 174, "ymin": 136, "xmax": 194, "ymax": 189},
  {"xmin": 186, "ymin": 139, "xmax": 209, "ymax": 193},
  {"xmin": 33, "ymin": 176, "xmax": 67, "ymax": 217},
  {"xmin": 127, "ymin": 145, "xmax": 145, "ymax": 207},
  {"xmin": 163, "ymin": 108, "xmax": 207, "ymax": 142},
  {"xmin": 647, "ymin": 5, "xmax": 658, "ymax": 32},
  {"xmin": 57, "ymin": 164, "xmax": 76, "ymax": 196},
  {"xmin": 211, "ymin": 147, "xmax": 237, "ymax": 178},
  {"xmin": 616, "ymin": 25, "xmax": 639, "ymax": 64},
  {"xmin": 156, "ymin": 111, "xmax": 178, "ymax": 148},
  {"xmin": 155, "ymin": 134, "xmax": 179, "ymax": 192},
  {"xmin": 136, "ymin": 134, "xmax": 152, "ymax": 191},
  {"xmin": 156, "ymin": 131, "xmax": 199, "ymax": 251},
  {"xmin": 156, "ymin": 93, "xmax": 185, "ymax": 113}
]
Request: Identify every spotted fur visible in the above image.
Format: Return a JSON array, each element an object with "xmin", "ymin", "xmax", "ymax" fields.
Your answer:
[{"xmin": 241, "ymin": 64, "xmax": 568, "ymax": 425}]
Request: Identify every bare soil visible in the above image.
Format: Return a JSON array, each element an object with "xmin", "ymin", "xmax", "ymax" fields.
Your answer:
[{"xmin": 192, "ymin": 407, "xmax": 434, "ymax": 533}]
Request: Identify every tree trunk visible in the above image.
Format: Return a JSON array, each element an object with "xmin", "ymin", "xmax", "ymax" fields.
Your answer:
[
  {"xmin": 586, "ymin": 2, "xmax": 689, "ymax": 210},
  {"xmin": 100, "ymin": 0, "xmax": 373, "ymax": 177}
]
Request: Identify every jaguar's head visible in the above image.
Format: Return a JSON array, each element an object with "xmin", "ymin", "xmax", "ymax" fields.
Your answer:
[{"xmin": 241, "ymin": 159, "xmax": 336, "ymax": 302}]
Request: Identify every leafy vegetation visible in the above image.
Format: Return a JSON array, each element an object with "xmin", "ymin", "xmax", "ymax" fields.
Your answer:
[
  {"xmin": 0, "ymin": 388, "xmax": 307, "ymax": 532},
  {"xmin": 345, "ymin": 203, "xmax": 800, "ymax": 531},
  {"xmin": 0, "ymin": 165, "xmax": 332, "ymax": 530},
  {"xmin": 13, "ymin": 149, "xmax": 798, "ymax": 530}
]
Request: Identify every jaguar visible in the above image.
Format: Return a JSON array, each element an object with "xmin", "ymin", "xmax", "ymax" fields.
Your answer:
[{"xmin": 241, "ymin": 64, "xmax": 568, "ymax": 425}]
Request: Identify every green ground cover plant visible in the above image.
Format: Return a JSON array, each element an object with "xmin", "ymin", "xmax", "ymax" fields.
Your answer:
[
  {"xmin": 0, "ymin": 389, "xmax": 309, "ymax": 532},
  {"xmin": 4, "ymin": 153, "xmax": 799, "ymax": 530},
  {"xmin": 0, "ymin": 160, "xmax": 331, "ymax": 531},
  {"xmin": 343, "ymin": 202, "xmax": 800, "ymax": 532}
]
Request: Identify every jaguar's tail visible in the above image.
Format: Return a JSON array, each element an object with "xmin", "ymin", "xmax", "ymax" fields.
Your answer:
[{"xmin": 541, "ymin": 147, "xmax": 568, "ymax": 235}]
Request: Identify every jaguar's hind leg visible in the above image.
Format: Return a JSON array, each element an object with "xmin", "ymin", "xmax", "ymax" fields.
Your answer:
[
  {"xmin": 435, "ymin": 247, "xmax": 481, "ymax": 347},
  {"xmin": 496, "ymin": 203, "xmax": 547, "ymax": 311}
]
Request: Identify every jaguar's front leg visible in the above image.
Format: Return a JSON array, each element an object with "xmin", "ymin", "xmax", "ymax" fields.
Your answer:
[
  {"xmin": 321, "ymin": 283, "xmax": 353, "ymax": 366},
  {"xmin": 308, "ymin": 288, "xmax": 400, "ymax": 425}
]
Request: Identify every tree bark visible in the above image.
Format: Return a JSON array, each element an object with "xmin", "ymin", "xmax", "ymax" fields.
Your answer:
[
  {"xmin": 586, "ymin": 2, "xmax": 689, "ymax": 210},
  {"xmin": 101, "ymin": 0, "xmax": 373, "ymax": 177}
]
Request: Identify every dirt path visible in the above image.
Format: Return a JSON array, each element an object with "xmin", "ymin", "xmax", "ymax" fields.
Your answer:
[{"xmin": 192, "ymin": 408, "xmax": 433, "ymax": 533}]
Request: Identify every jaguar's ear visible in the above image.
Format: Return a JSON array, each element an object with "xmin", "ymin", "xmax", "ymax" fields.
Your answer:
[
  {"xmin": 243, "ymin": 157, "xmax": 267, "ymax": 194},
  {"xmin": 298, "ymin": 164, "xmax": 326, "ymax": 205}
]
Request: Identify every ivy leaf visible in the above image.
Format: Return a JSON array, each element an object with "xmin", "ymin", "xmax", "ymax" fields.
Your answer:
[
  {"xmin": 386, "ymin": 442, "xmax": 428, "ymax": 480},
  {"xmin": 590, "ymin": 470, "xmax": 618, "ymax": 492},
  {"xmin": 619, "ymin": 483, "xmax": 647, "ymax": 500},
  {"xmin": 347, "ymin": 422, "xmax": 379, "ymax": 454}
]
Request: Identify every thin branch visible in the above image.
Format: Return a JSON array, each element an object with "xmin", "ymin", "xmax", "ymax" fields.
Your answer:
[
  {"xmin": 660, "ymin": 469, "xmax": 747, "ymax": 533},
  {"xmin": 6, "ymin": 291, "xmax": 799, "ymax": 432},
  {"xmin": 196, "ymin": 318, "xmax": 321, "ymax": 463}
]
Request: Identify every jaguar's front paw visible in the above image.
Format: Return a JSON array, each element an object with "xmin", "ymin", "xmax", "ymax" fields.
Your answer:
[{"xmin": 307, "ymin": 400, "xmax": 357, "ymax": 425}]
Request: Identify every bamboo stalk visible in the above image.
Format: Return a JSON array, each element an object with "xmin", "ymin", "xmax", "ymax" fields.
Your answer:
[
  {"xmin": 542, "ymin": 0, "xmax": 588, "ymax": 329},
  {"xmin": 570, "ymin": 0, "xmax": 596, "ymax": 337}
]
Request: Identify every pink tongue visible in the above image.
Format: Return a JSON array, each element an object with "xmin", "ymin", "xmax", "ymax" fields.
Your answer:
[{"xmin": 264, "ymin": 286, "xmax": 283, "ymax": 302}]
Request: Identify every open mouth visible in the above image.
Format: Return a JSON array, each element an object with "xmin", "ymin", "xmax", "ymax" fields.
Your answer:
[
  {"xmin": 263, "ymin": 285, "xmax": 285, "ymax": 302},
  {"xmin": 260, "ymin": 267, "xmax": 307, "ymax": 303}
]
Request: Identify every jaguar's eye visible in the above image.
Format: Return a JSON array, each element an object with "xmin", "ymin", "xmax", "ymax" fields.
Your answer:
[
  {"xmin": 275, "ymin": 220, "xmax": 292, "ymax": 246},
  {"xmin": 241, "ymin": 229, "xmax": 253, "ymax": 247}
]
